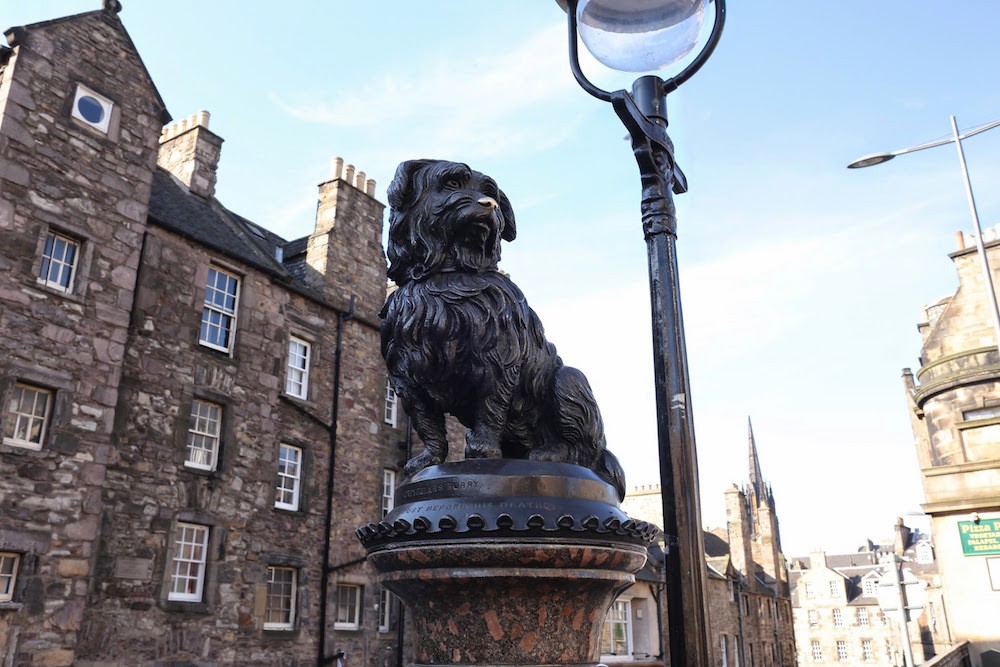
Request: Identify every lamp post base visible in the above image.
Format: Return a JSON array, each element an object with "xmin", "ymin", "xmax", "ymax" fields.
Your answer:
[{"xmin": 357, "ymin": 460, "xmax": 656, "ymax": 666}]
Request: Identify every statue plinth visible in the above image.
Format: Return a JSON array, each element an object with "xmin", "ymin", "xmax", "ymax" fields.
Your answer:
[{"xmin": 357, "ymin": 460, "xmax": 657, "ymax": 666}]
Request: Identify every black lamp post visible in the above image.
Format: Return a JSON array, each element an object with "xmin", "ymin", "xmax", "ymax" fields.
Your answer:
[{"xmin": 554, "ymin": 1, "xmax": 726, "ymax": 665}]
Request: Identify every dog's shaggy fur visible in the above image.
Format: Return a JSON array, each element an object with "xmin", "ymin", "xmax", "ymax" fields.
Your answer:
[{"xmin": 381, "ymin": 159, "xmax": 626, "ymax": 499}]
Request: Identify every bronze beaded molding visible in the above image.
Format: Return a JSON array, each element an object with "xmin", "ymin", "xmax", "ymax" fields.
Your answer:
[{"xmin": 356, "ymin": 512, "xmax": 660, "ymax": 549}]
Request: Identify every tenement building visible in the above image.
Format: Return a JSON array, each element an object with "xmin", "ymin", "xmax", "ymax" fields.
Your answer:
[
  {"xmin": 901, "ymin": 229, "xmax": 1000, "ymax": 666},
  {"xmin": 0, "ymin": 4, "xmax": 405, "ymax": 665},
  {"xmin": 620, "ymin": 419, "xmax": 796, "ymax": 666},
  {"xmin": 788, "ymin": 517, "xmax": 954, "ymax": 665}
]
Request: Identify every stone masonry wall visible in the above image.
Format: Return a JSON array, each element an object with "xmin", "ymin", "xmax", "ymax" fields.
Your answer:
[{"xmin": 0, "ymin": 11, "xmax": 162, "ymax": 666}]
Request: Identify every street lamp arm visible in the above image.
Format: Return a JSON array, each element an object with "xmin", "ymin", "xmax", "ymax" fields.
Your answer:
[
  {"xmin": 849, "ymin": 117, "xmax": 1000, "ymax": 168},
  {"xmin": 565, "ymin": 0, "xmax": 613, "ymax": 102},
  {"xmin": 665, "ymin": 0, "xmax": 726, "ymax": 92}
]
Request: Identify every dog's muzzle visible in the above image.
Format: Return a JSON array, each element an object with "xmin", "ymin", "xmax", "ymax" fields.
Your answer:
[{"xmin": 478, "ymin": 196, "xmax": 499, "ymax": 211}]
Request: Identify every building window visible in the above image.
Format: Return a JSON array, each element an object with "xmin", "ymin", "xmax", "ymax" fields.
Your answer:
[
  {"xmin": 264, "ymin": 566, "xmax": 296, "ymax": 630},
  {"xmin": 836, "ymin": 640, "xmax": 848, "ymax": 661},
  {"xmin": 275, "ymin": 444, "xmax": 302, "ymax": 511},
  {"xmin": 382, "ymin": 469, "xmax": 396, "ymax": 518},
  {"xmin": 600, "ymin": 598, "xmax": 632, "ymax": 656},
  {"xmin": 199, "ymin": 267, "xmax": 240, "ymax": 352},
  {"xmin": 811, "ymin": 640, "xmax": 822, "ymax": 661},
  {"xmin": 168, "ymin": 522, "xmax": 209, "ymax": 602},
  {"xmin": 915, "ymin": 541, "xmax": 934, "ymax": 564},
  {"xmin": 832, "ymin": 607, "xmax": 843, "ymax": 627},
  {"xmin": 804, "ymin": 581, "xmax": 814, "ymax": 598},
  {"xmin": 807, "ymin": 609, "xmax": 819, "ymax": 627},
  {"xmin": 829, "ymin": 580, "xmax": 839, "ymax": 596},
  {"xmin": 0, "ymin": 552, "xmax": 20, "ymax": 602},
  {"xmin": 858, "ymin": 607, "xmax": 870, "ymax": 627},
  {"xmin": 285, "ymin": 337, "xmax": 311, "ymax": 399},
  {"xmin": 185, "ymin": 399, "xmax": 221, "ymax": 471},
  {"xmin": 384, "ymin": 380, "xmax": 398, "ymax": 426},
  {"xmin": 38, "ymin": 232, "xmax": 79, "ymax": 292},
  {"xmin": 334, "ymin": 583, "xmax": 362, "ymax": 630},
  {"xmin": 720, "ymin": 635, "xmax": 728, "ymax": 667},
  {"xmin": 862, "ymin": 639, "xmax": 874, "ymax": 662},
  {"xmin": 378, "ymin": 586, "xmax": 392, "ymax": 633},
  {"xmin": 70, "ymin": 84, "xmax": 113, "ymax": 134},
  {"xmin": 862, "ymin": 575, "xmax": 879, "ymax": 597},
  {"xmin": 3, "ymin": 382, "xmax": 52, "ymax": 450}
]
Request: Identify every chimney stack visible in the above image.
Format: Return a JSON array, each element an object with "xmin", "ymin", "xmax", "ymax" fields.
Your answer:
[{"xmin": 157, "ymin": 110, "xmax": 224, "ymax": 198}]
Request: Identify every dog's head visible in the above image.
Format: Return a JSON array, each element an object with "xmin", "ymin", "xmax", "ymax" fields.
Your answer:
[{"xmin": 385, "ymin": 159, "xmax": 516, "ymax": 285}]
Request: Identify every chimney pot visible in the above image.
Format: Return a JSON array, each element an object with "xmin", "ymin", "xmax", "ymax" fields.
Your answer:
[
  {"xmin": 956, "ymin": 230, "xmax": 966, "ymax": 251},
  {"xmin": 343, "ymin": 164, "xmax": 355, "ymax": 184},
  {"xmin": 355, "ymin": 170, "xmax": 366, "ymax": 190},
  {"xmin": 366, "ymin": 178, "xmax": 376, "ymax": 195},
  {"xmin": 331, "ymin": 157, "xmax": 344, "ymax": 181}
]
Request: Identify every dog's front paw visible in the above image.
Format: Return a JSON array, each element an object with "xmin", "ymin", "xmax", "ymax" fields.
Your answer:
[{"xmin": 403, "ymin": 450, "xmax": 443, "ymax": 478}]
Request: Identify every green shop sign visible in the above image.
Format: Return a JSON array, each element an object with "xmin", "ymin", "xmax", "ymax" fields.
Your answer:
[{"xmin": 958, "ymin": 519, "xmax": 1000, "ymax": 556}]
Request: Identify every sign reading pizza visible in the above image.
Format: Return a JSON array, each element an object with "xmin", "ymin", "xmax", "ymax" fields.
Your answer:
[{"xmin": 958, "ymin": 519, "xmax": 1000, "ymax": 556}]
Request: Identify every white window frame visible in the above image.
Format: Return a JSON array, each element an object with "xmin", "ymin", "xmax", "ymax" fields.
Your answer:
[
  {"xmin": 0, "ymin": 552, "xmax": 20, "ymax": 602},
  {"xmin": 807, "ymin": 609, "xmax": 818, "ymax": 627},
  {"xmin": 862, "ymin": 639, "xmax": 874, "ymax": 662},
  {"xmin": 263, "ymin": 566, "xmax": 297, "ymax": 631},
  {"xmin": 334, "ymin": 583, "xmax": 362, "ymax": 630},
  {"xmin": 185, "ymin": 399, "xmax": 222, "ymax": 471},
  {"xmin": 858, "ymin": 607, "xmax": 870, "ymax": 627},
  {"xmin": 384, "ymin": 380, "xmax": 398, "ymax": 427},
  {"xmin": 168, "ymin": 522, "xmax": 209, "ymax": 602},
  {"xmin": 862, "ymin": 575, "xmax": 879, "ymax": 597},
  {"xmin": 378, "ymin": 586, "xmax": 392, "ymax": 633},
  {"xmin": 915, "ymin": 542, "xmax": 934, "ymax": 564},
  {"xmin": 720, "ymin": 635, "xmax": 728, "ymax": 667},
  {"xmin": 836, "ymin": 640, "xmax": 848, "ymax": 661},
  {"xmin": 3, "ymin": 382, "xmax": 52, "ymax": 450},
  {"xmin": 199, "ymin": 266, "xmax": 240, "ymax": 353},
  {"xmin": 804, "ymin": 581, "xmax": 814, "ymax": 598},
  {"xmin": 833, "ymin": 607, "xmax": 843, "ymax": 627},
  {"xmin": 285, "ymin": 337, "xmax": 311, "ymax": 399},
  {"xmin": 600, "ymin": 598, "xmax": 632, "ymax": 659},
  {"xmin": 382, "ymin": 469, "xmax": 396, "ymax": 518},
  {"xmin": 829, "ymin": 580, "xmax": 839, "ymax": 597},
  {"xmin": 37, "ymin": 231, "xmax": 80, "ymax": 292},
  {"xmin": 275, "ymin": 444, "xmax": 303, "ymax": 511},
  {"xmin": 811, "ymin": 640, "xmax": 822, "ymax": 661},
  {"xmin": 70, "ymin": 83, "xmax": 113, "ymax": 134}
]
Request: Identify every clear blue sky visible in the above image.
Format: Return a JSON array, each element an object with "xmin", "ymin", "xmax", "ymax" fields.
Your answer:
[{"xmin": 7, "ymin": 1, "xmax": 1000, "ymax": 555}]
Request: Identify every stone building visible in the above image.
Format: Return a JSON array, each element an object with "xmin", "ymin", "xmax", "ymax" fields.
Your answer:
[
  {"xmin": 619, "ymin": 420, "xmax": 796, "ymax": 666},
  {"xmin": 788, "ymin": 517, "xmax": 954, "ymax": 665},
  {"xmin": 0, "ymin": 4, "xmax": 404, "ymax": 665},
  {"xmin": 901, "ymin": 229, "xmax": 1000, "ymax": 666}
]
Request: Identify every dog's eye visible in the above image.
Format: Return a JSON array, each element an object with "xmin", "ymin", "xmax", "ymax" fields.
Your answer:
[{"xmin": 443, "ymin": 178, "xmax": 463, "ymax": 190}]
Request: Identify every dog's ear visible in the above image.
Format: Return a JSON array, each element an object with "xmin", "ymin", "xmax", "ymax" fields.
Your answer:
[
  {"xmin": 498, "ymin": 188, "xmax": 516, "ymax": 242},
  {"xmin": 387, "ymin": 159, "xmax": 436, "ymax": 211}
]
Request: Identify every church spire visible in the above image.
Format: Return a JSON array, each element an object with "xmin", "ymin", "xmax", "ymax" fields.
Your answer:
[{"xmin": 748, "ymin": 415, "xmax": 764, "ymax": 506}]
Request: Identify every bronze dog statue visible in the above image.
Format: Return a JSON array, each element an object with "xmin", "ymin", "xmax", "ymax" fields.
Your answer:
[{"xmin": 381, "ymin": 159, "xmax": 626, "ymax": 499}]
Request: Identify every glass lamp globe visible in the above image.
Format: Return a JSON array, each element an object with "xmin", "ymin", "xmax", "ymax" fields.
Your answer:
[{"xmin": 576, "ymin": 0, "xmax": 708, "ymax": 73}]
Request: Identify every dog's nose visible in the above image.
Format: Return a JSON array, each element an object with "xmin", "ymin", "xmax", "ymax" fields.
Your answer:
[{"xmin": 478, "ymin": 197, "xmax": 498, "ymax": 211}]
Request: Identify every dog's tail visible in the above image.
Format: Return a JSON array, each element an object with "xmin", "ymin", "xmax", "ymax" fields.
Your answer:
[{"xmin": 596, "ymin": 448, "xmax": 627, "ymax": 502}]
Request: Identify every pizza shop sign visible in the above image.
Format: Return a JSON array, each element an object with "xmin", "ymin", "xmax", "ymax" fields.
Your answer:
[{"xmin": 958, "ymin": 519, "xmax": 1000, "ymax": 556}]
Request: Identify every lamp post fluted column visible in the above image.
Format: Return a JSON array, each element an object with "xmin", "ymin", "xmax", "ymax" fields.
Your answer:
[{"xmin": 558, "ymin": 2, "xmax": 726, "ymax": 664}]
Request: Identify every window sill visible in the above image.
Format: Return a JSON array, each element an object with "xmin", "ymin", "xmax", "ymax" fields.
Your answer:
[
  {"xmin": 273, "ymin": 506, "xmax": 306, "ymax": 517},
  {"xmin": 0, "ymin": 602, "xmax": 23, "ymax": 612},
  {"xmin": 333, "ymin": 625, "xmax": 361, "ymax": 632},
  {"xmin": 1, "ymin": 438, "xmax": 43, "ymax": 452},
  {"xmin": 196, "ymin": 343, "xmax": 238, "ymax": 364},
  {"xmin": 263, "ymin": 627, "xmax": 299, "ymax": 640},
  {"xmin": 161, "ymin": 599, "xmax": 212, "ymax": 614},
  {"xmin": 31, "ymin": 280, "xmax": 86, "ymax": 305}
]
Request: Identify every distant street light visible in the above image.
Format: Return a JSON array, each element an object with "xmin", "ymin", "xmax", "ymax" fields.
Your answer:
[
  {"xmin": 849, "ymin": 116, "xmax": 1000, "ymax": 347},
  {"xmin": 554, "ymin": 1, "xmax": 726, "ymax": 665}
]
